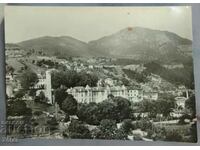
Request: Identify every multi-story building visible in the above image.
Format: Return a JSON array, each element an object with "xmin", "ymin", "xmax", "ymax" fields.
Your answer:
[{"xmin": 67, "ymin": 85, "xmax": 143, "ymax": 103}]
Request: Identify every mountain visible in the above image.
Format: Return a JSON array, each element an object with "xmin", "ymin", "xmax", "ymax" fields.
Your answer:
[
  {"xmin": 7, "ymin": 27, "xmax": 192, "ymax": 64},
  {"xmin": 88, "ymin": 27, "xmax": 192, "ymax": 63},
  {"xmin": 17, "ymin": 36, "xmax": 92, "ymax": 57}
]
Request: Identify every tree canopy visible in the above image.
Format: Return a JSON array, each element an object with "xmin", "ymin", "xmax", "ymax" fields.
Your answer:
[
  {"xmin": 185, "ymin": 95, "xmax": 196, "ymax": 118},
  {"xmin": 93, "ymin": 119, "xmax": 127, "ymax": 140},
  {"xmin": 77, "ymin": 96, "xmax": 132, "ymax": 125},
  {"xmin": 20, "ymin": 70, "xmax": 38, "ymax": 90},
  {"xmin": 61, "ymin": 94, "xmax": 78, "ymax": 115},
  {"xmin": 51, "ymin": 70, "xmax": 98, "ymax": 89},
  {"xmin": 66, "ymin": 120, "xmax": 91, "ymax": 139},
  {"xmin": 144, "ymin": 62, "xmax": 194, "ymax": 89},
  {"xmin": 54, "ymin": 88, "xmax": 68, "ymax": 106},
  {"xmin": 137, "ymin": 96, "xmax": 175, "ymax": 118},
  {"xmin": 7, "ymin": 100, "xmax": 32, "ymax": 116}
]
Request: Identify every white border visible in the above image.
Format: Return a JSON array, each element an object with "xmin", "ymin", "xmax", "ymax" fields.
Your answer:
[
  {"xmin": 1, "ymin": 0, "xmax": 200, "ymax": 4},
  {"xmin": 2, "ymin": 146, "xmax": 200, "ymax": 149}
]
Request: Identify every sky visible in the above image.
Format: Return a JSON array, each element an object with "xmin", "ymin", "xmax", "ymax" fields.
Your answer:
[{"xmin": 5, "ymin": 6, "xmax": 192, "ymax": 43}]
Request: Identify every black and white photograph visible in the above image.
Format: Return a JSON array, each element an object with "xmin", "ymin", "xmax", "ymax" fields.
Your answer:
[{"xmin": 4, "ymin": 5, "xmax": 197, "ymax": 143}]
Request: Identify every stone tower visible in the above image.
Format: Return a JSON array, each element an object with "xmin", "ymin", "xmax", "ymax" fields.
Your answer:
[{"xmin": 45, "ymin": 70, "xmax": 53, "ymax": 104}]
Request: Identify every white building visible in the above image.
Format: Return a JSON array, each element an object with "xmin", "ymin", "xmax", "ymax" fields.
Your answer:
[{"xmin": 67, "ymin": 85, "xmax": 143, "ymax": 103}]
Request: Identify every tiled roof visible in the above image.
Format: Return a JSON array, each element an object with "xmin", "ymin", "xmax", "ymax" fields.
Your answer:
[{"xmin": 67, "ymin": 85, "xmax": 142, "ymax": 92}]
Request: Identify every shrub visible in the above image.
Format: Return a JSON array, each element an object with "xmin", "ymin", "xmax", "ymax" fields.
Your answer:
[
  {"xmin": 134, "ymin": 119, "xmax": 153, "ymax": 131},
  {"xmin": 95, "ymin": 119, "xmax": 128, "ymax": 140},
  {"xmin": 67, "ymin": 120, "xmax": 91, "ymax": 139},
  {"xmin": 120, "ymin": 119, "xmax": 133, "ymax": 134}
]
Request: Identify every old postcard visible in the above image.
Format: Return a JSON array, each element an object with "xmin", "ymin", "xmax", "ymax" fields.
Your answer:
[{"xmin": 4, "ymin": 6, "xmax": 197, "ymax": 142}]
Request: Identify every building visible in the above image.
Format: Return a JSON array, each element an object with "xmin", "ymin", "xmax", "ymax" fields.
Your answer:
[
  {"xmin": 34, "ymin": 70, "xmax": 54, "ymax": 104},
  {"xmin": 45, "ymin": 70, "xmax": 54, "ymax": 104},
  {"xmin": 6, "ymin": 83, "xmax": 14, "ymax": 98},
  {"xmin": 143, "ymin": 91, "xmax": 158, "ymax": 100},
  {"xmin": 33, "ymin": 70, "xmax": 160, "ymax": 105},
  {"xmin": 67, "ymin": 85, "xmax": 143, "ymax": 103},
  {"xmin": 148, "ymin": 74, "xmax": 162, "ymax": 84},
  {"xmin": 163, "ymin": 64, "xmax": 184, "ymax": 69}
]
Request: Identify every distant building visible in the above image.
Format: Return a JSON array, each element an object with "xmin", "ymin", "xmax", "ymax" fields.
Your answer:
[
  {"xmin": 163, "ymin": 64, "xmax": 184, "ymax": 69},
  {"xmin": 123, "ymin": 64, "xmax": 146, "ymax": 73},
  {"xmin": 143, "ymin": 91, "xmax": 158, "ymax": 100},
  {"xmin": 67, "ymin": 85, "xmax": 143, "ymax": 103},
  {"xmin": 148, "ymin": 74, "xmax": 162, "ymax": 84},
  {"xmin": 104, "ymin": 78, "xmax": 115, "ymax": 86}
]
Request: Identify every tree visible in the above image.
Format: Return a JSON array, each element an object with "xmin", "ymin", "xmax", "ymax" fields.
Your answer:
[
  {"xmin": 20, "ymin": 70, "xmax": 38, "ymax": 90},
  {"xmin": 14, "ymin": 89, "xmax": 26, "ymax": 99},
  {"xmin": 98, "ymin": 96, "xmax": 132, "ymax": 122},
  {"xmin": 78, "ymin": 72, "xmax": 99, "ymax": 87},
  {"xmin": 61, "ymin": 94, "xmax": 78, "ymax": 115},
  {"xmin": 96, "ymin": 119, "xmax": 118, "ymax": 139},
  {"xmin": 120, "ymin": 119, "xmax": 133, "ymax": 134},
  {"xmin": 156, "ymin": 98, "xmax": 175, "ymax": 117},
  {"xmin": 77, "ymin": 96, "xmax": 132, "ymax": 125},
  {"xmin": 67, "ymin": 120, "xmax": 91, "ymax": 139},
  {"xmin": 77, "ymin": 103, "xmax": 100, "ymax": 125},
  {"xmin": 112, "ymin": 96, "xmax": 132, "ymax": 122},
  {"xmin": 137, "ymin": 118, "xmax": 153, "ymax": 131},
  {"xmin": 51, "ymin": 70, "xmax": 98, "ymax": 89},
  {"xmin": 97, "ymin": 101, "xmax": 116, "ymax": 121},
  {"xmin": 185, "ymin": 95, "xmax": 196, "ymax": 118},
  {"xmin": 54, "ymin": 88, "xmax": 68, "ymax": 106},
  {"xmin": 94, "ymin": 119, "xmax": 128, "ymax": 140},
  {"xmin": 144, "ymin": 62, "xmax": 194, "ymax": 89},
  {"xmin": 7, "ymin": 100, "xmax": 32, "ymax": 116},
  {"xmin": 123, "ymin": 69, "xmax": 148, "ymax": 83},
  {"xmin": 137, "ymin": 95, "xmax": 175, "ymax": 118}
]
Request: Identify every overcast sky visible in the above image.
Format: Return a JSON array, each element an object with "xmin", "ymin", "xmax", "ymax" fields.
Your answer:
[{"xmin": 5, "ymin": 6, "xmax": 192, "ymax": 43}]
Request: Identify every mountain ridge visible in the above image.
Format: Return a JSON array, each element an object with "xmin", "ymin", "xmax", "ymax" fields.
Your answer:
[{"xmin": 6, "ymin": 27, "xmax": 192, "ymax": 63}]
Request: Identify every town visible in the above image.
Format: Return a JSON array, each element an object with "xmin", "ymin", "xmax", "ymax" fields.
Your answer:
[{"xmin": 5, "ymin": 42, "xmax": 197, "ymax": 142}]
